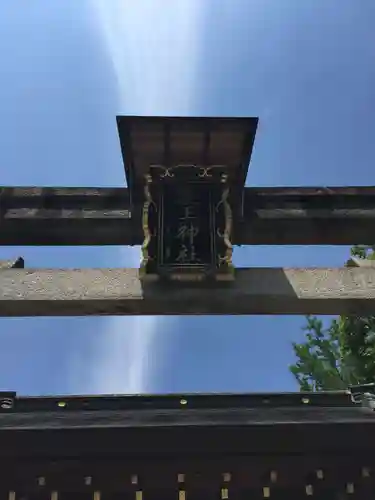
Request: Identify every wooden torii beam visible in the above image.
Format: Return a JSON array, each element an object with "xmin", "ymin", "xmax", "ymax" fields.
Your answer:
[
  {"xmin": 0, "ymin": 186, "xmax": 374, "ymax": 246},
  {"xmin": 1, "ymin": 115, "xmax": 374, "ymax": 317}
]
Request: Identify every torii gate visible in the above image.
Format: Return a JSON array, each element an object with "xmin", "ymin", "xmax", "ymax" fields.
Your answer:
[{"xmin": 0, "ymin": 115, "xmax": 374, "ymax": 317}]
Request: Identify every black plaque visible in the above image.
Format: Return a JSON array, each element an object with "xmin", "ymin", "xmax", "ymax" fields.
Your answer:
[
  {"xmin": 158, "ymin": 184, "xmax": 216, "ymax": 277},
  {"xmin": 140, "ymin": 169, "xmax": 235, "ymax": 280}
]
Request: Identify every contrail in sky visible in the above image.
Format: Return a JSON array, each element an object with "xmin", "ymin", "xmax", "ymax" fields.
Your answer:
[{"xmin": 86, "ymin": 0, "xmax": 203, "ymax": 393}]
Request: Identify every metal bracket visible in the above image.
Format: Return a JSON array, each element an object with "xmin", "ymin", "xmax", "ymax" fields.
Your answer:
[
  {"xmin": 349, "ymin": 383, "xmax": 375, "ymax": 410},
  {"xmin": 0, "ymin": 391, "xmax": 17, "ymax": 410}
]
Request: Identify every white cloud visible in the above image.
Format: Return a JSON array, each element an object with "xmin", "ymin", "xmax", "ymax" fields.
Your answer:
[
  {"xmin": 84, "ymin": 0, "xmax": 204, "ymax": 394},
  {"xmin": 91, "ymin": 0, "xmax": 204, "ymax": 114}
]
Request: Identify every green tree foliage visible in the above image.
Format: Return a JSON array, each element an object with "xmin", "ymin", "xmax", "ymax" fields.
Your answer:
[{"xmin": 289, "ymin": 246, "xmax": 375, "ymax": 391}]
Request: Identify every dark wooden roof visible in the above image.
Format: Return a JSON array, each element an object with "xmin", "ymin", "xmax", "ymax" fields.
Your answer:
[
  {"xmin": 0, "ymin": 390, "xmax": 370, "ymax": 424},
  {"xmin": 116, "ymin": 116, "xmax": 258, "ymax": 199},
  {"xmin": 0, "ymin": 391, "xmax": 373, "ymax": 464},
  {"xmin": 0, "ymin": 390, "xmax": 361, "ymax": 418},
  {"xmin": 0, "ymin": 391, "xmax": 374, "ymax": 448},
  {"xmin": 0, "ymin": 392, "xmax": 374, "ymax": 497}
]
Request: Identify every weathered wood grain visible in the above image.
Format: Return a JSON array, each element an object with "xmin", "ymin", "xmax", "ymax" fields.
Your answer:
[
  {"xmin": 0, "ymin": 186, "xmax": 374, "ymax": 246},
  {"xmin": 0, "ymin": 267, "xmax": 374, "ymax": 316}
]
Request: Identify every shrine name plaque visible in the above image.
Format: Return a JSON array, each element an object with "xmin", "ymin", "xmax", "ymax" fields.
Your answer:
[{"xmin": 140, "ymin": 166, "xmax": 234, "ymax": 282}]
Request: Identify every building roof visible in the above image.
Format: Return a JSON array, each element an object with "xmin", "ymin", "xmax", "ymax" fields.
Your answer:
[
  {"xmin": 0, "ymin": 391, "xmax": 374, "ymax": 458},
  {"xmin": 0, "ymin": 390, "xmax": 373, "ymax": 430}
]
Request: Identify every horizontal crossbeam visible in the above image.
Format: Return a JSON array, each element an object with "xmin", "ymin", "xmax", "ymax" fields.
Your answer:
[
  {"xmin": 240, "ymin": 186, "xmax": 375, "ymax": 245},
  {"xmin": 0, "ymin": 267, "xmax": 374, "ymax": 317},
  {"xmin": 0, "ymin": 186, "xmax": 374, "ymax": 246},
  {"xmin": 0, "ymin": 187, "xmax": 134, "ymax": 246}
]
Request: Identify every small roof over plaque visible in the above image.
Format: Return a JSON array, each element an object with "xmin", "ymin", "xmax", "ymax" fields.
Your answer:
[{"xmin": 116, "ymin": 115, "xmax": 258, "ymax": 200}]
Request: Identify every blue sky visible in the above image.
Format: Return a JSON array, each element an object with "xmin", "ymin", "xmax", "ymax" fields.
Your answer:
[{"xmin": 0, "ymin": 0, "xmax": 374, "ymax": 395}]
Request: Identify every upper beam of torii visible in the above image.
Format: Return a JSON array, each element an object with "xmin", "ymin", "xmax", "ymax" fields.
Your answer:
[
  {"xmin": 0, "ymin": 115, "xmax": 374, "ymax": 316},
  {"xmin": 1, "ymin": 185, "xmax": 374, "ymax": 247},
  {"xmin": 0, "ymin": 116, "xmax": 374, "ymax": 248}
]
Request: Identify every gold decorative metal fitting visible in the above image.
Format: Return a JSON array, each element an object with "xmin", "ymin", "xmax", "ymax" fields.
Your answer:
[
  {"xmin": 140, "ymin": 174, "xmax": 156, "ymax": 276},
  {"xmin": 305, "ymin": 484, "xmax": 313, "ymax": 496},
  {"xmin": 159, "ymin": 166, "xmax": 175, "ymax": 178},
  {"xmin": 221, "ymin": 488, "xmax": 229, "ymax": 499},
  {"xmin": 263, "ymin": 486, "xmax": 270, "ymax": 498},
  {"xmin": 362, "ymin": 467, "xmax": 370, "ymax": 477},
  {"xmin": 346, "ymin": 483, "xmax": 354, "ymax": 494},
  {"xmin": 198, "ymin": 166, "xmax": 213, "ymax": 178},
  {"xmin": 131, "ymin": 475, "xmax": 138, "ymax": 485},
  {"xmin": 179, "ymin": 490, "xmax": 186, "ymax": 500},
  {"xmin": 316, "ymin": 469, "xmax": 324, "ymax": 480},
  {"xmin": 216, "ymin": 173, "xmax": 234, "ymax": 279}
]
